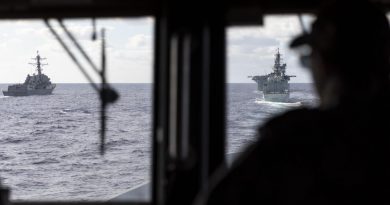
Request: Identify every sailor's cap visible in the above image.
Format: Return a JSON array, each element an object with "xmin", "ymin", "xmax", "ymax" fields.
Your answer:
[{"xmin": 289, "ymin": 1, "xmax": 390, "ymax": 50}]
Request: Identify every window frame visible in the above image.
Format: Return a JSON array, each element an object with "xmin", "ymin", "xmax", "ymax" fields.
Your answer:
[{"xmin": 0, "ymin": 0, "xmax": 367, "ymax": 205}]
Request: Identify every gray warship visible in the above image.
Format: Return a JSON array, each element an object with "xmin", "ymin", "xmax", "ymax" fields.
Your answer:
[
  {"xmin": 251, "ymin": 49, "xmax": 295, "ymax": 102},
  {"xmin": 2, "ymin": 51, "xmax": 56, "ymax": 96}
]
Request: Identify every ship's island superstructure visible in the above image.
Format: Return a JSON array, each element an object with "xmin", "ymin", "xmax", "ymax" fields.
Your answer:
[
  {"xmin": 2, "ymin": 51, "xmax": 56, "ymax": 96},
  {"xmin": 251, "ymin": 49, "xmax": 295, "ymax": 102}
]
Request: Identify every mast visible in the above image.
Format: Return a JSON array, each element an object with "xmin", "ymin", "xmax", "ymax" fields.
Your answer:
[
  {"xmin": 273, "ymin": 48, "xmax": 283, "ymax": 75},
  {"xmin": 272, "ymin": 48, "xmax": 290, "ymax": 77},
  {"xmin": 274, "ymin": 48, "xmax": 281, "ymax": 69},
  {"xmin": 29, "ymin": 50, "xmax": 47, "ymax": 77}
]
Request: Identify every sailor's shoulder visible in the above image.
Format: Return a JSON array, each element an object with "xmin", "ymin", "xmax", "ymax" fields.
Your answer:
[
  {"xmin": 257, "ymin": 107, "xmax": 323, "ymax": 142},
  {"xmin": 265, "ymin": 107, "xmax": 320, "ymax": 127}
]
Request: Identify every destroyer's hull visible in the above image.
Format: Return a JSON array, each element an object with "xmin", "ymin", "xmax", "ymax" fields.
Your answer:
[
  {"xmin": 3, "ymin": 87, "xmax": 55, "ymax": 96},
  {"xmin": 264, "ymin": 92, "xmax": 289, "ymax": 102}
]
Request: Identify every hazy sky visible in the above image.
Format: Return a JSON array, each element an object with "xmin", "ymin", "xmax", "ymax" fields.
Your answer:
[
  {"xmin": 0, "ymin": 15, "xmax": 313, "ymax": 84},
  {"xmin": 228, "ymin": 15, "xmax": 314, "ymax": 83}
]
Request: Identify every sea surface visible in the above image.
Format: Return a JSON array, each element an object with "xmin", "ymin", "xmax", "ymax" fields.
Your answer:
[{"xmin": 0, "ymin": 83, "xmax": 317, "ymax": 201}]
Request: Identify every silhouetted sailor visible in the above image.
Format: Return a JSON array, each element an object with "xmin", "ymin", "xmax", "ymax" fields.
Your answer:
[{"xmin": 196, "ymin": 0, "xmax": 390, "ymax": 204}]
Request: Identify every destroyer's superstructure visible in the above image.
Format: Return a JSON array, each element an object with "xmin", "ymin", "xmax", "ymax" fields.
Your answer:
[
  {"xmin": 251, "ymin": 49, "xmax": 295, "ymax": 102},
  {"xmin": 3, "ymin": 51, "xmax": 56, "ymax": 96}
]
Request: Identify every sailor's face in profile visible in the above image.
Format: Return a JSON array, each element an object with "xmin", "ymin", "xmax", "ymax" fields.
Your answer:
[
  {"xmin": 309, "ymin": 48, "xmax": 326, "ymax": 98},
  {"xmin": 296, "ymin": 45, "xmax": 327, "ymax": 102}
]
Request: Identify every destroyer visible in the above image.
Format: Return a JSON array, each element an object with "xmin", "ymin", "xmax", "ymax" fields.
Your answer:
[
  {"xmin": 3, "ymin": 51, "xmax": 56, "ymax": 96},
  {"xmin": 251, "ymin": 49, "xmax": 295, "ymax": 102}
]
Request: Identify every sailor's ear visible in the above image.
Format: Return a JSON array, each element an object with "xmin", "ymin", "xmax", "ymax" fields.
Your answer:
[
  {"xmin": 299, "ymin": 55, "xmax": 311, "ymax": 69},
  {"xmin": 310, "ymin": 49, "xmax": 339, "ymax": 78}
]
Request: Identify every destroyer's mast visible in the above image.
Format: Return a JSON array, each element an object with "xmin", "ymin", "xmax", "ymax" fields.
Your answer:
[{"xmin": 29, "ymin": 50, "xmax": 47, "ymax": 76}]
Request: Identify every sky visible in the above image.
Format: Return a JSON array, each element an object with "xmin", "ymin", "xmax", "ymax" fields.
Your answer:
[
  {"xmin": 0, "ymin": 15, "xmax": 314, "ymax": 84},
  {"xmin": 227, "ymin": 15, "xmax": 314, "ymax": 83}
]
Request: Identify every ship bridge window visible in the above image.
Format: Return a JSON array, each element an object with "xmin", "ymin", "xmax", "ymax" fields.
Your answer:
[
  {"xmin": 0, "ymin": 18, "xmax": 154, "ymax": 202},
  {"xmin": 226, "ymin": 15, "xmax": 319, "ymax": 157}
]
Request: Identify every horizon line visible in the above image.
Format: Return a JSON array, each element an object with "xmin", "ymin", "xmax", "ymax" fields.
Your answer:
[{"xmin": 0, "ymin": 82, "xmax": 314, "ymax": 84}]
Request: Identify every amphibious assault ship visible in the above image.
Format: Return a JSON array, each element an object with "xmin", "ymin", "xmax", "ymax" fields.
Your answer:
[
  {"xmin": 251, "ymin": 49, "xmax": 295, "ymax": 102},
  {"xmin": 2, "ymin": 51, "xmax": 56, "ymax": 96}
]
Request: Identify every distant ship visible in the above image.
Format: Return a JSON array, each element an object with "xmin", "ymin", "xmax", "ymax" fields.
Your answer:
[
  {"xmin": 251, "ymin": 49, "xmax": 295, "ymax": 102},
  {"xmin": 2, "ymin": 51, "xmax": 56, "ymax": 96}
]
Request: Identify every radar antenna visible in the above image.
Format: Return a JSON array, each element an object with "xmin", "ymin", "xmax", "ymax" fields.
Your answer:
[{"xmin": 28, "ymin": 50, "xmax": 48, "ymax": 76}]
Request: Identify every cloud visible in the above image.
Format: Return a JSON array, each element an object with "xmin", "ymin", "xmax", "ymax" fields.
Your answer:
[
  {"xmin": 127, "ymin": 34, "xmax": 152, "ymax": 49},
  {"xmin": 114, "ymin": 17, "xmax": 154, "ymax": 27},
  {"xmin": 0, "ymin": 17, "xmax": 154, "ymax": 83},
  {"xmin": 0, "ymin": 16, "xmax": 314, "ymax": 83}
]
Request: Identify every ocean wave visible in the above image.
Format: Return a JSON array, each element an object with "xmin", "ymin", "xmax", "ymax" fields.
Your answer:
[
  {"xmin": 118, "ymin": 129, "xmax": 128, "ymax": 133},
  {"xmin": 16, "ymin": 181, "xmax": 47, "ymax": 189},
  {"xmin": 34, "ymin": 121, "xmax": 47, "ymax": 125},
  {"xmin": 60, "ymin": 108, "xmax": 92, "ymax": 114},
  {"xmin": 49, "ymin": 125, "xmax": 77, "ymax": 130},
  {"xmin": 132, "ymin": 149, "xmax": 144, "ymax": 154},
  {"xmin": 0, "ymin": 154, "xmax": 14, "ymax": 160},
  {"xmin": 105, "ymin": 139, "xmax": 136, "ymax": 150},
  {"xmin": 30, "ymin": 129, "xmax": 50, "ymax": 136},
  {"xmin": 2, "ymin": 137, "xmax": 26, "ymax": 144},
  {"xmin": 255, "ymin": 98, "xmax": 302, "ymax": 107},
  {"xmin": 32, "ymin": 158, "xmax": 60, "ymax": 165},
  {"xmin": 20, "ymin": 114, "xmax": 34, "ymax": 119}
]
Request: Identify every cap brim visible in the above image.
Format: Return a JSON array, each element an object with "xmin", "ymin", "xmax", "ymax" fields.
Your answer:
[{"xmin": 289, "ymin": 33, "xmax": 311, "ymax": 48}]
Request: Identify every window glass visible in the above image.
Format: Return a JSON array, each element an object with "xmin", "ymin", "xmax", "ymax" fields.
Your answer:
[
  {"xmin": 0, "ymin": 18, "xmax": 153, "ymax": 201},
  {"xmin": 226, "ymin": 15, "xmax": 318, "ymax": 155}
]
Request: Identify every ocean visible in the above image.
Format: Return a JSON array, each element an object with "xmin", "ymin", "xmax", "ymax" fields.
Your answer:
[{"xmin": 0, "ymin": 83, "xmax": 317, "ymax": 201}]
